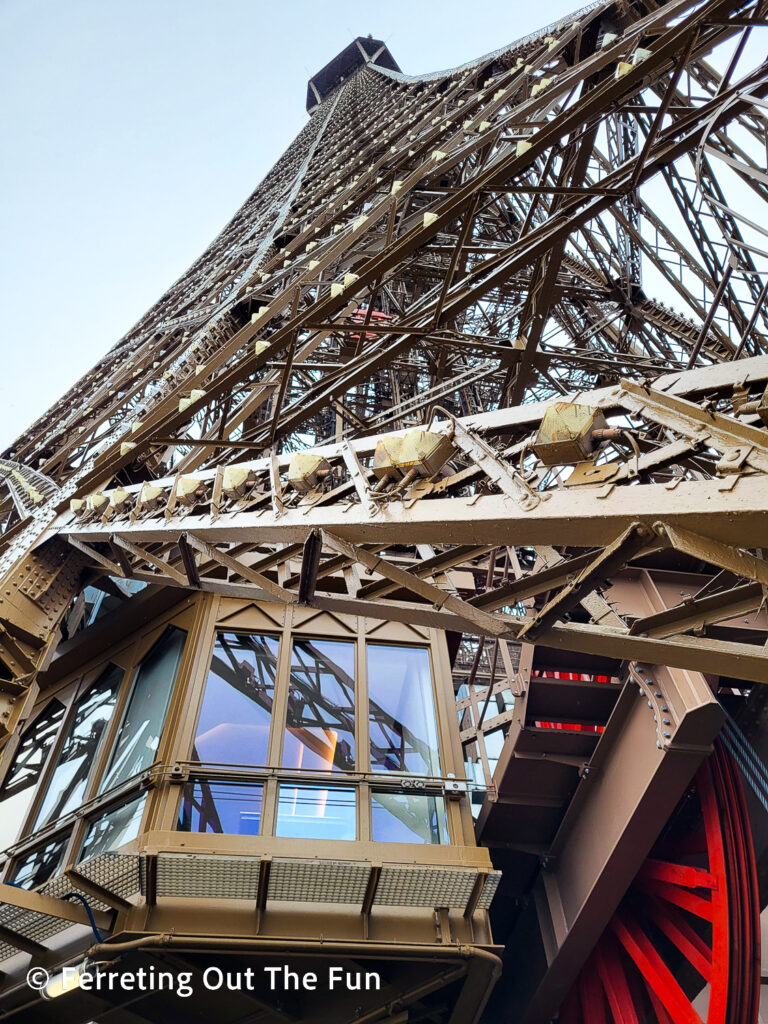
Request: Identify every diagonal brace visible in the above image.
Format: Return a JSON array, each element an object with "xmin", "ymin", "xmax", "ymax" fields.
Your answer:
[
  {"xmin": 322, "ymin": 531, "xmax": 508, "ymax": 636},
  {"xmin": 518, "ymin": 523, "xmax": 659, "ymax": 639}
]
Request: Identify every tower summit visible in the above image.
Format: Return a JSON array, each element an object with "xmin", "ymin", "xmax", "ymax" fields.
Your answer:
[{"xmin": 306, "ymin": 36, "xmax": 400, "ymax": 112}]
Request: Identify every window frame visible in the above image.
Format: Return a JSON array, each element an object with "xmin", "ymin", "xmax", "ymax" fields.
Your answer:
[
  {"xmin": 30, "ymin": 662, "xmax": 124, "ymax": 833},
  {"xmin": 281, "ymin": 634, "xmax": 357, "ymax": 775},
  {"xmin": 171, "ymin": 631, "xmax": 453, "ymax": 845},
  {"xmin": 0, "ymin": 608, "xmax": 193, "ymax": 890},
  {"xmin": 2, "ymin": 602, "xmax": 464, "ymax": 867},
  {"xmin": 188, "ymin": 628, "xmax": 284, "ymax": 770},
  {"xmin": 98, "ymin": 624, "xmax": 187, "ymax": 794},
  {"xmin": 366, "ymin": 639, "xmax": 444, "ymax": 779},
  {"xmin": 0, "ymin": 696, "xmax": 69, "ymax": 851}
]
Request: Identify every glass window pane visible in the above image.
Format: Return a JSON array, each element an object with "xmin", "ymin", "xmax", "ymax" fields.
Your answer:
[
  {"xmin": 276, "ymin": 785, "xmax": 355, "ymax": 840},
  {"xmin": 371, "ymin": 792, "xmax": 449, "ymax": 844},
  {"xmin": 193, "ymin": 632, "xmax": 278, "ymax": 766},
  {"xmin": 34, "ymin": 666, "xmax": 122, "ymax": 830},
  {"xmin": 80, "ymin": 794, "xmax": 147, "ymax": 861},
  {"xmin": 100, "ymin": 627, "xmax": 186, "ymax": 792},
  {"xmin": 84, "ymin": 578, "xmax": 148, "ymax": 627},
  {"xmin": 10, "ymin": 835, "xmax": 69, "ymax": 889},
  {"xmin": 0, "ymin": 700, "xmax": 66, "ymax": 848},
  {"xmin": 283, "ymin": 639, "xmax": 355, "ymax": 772},
  {"xmin": 177, "ymin": 781, "xmax": 263, "ymax": 835},
  {"xmin": 368, "ymin": 645, "xmax": 441, "ymax": 776}
]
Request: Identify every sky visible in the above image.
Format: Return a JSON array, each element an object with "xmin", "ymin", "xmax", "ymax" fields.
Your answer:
[{"xmin": 0, "ymin": 0, "xmax": 587, "ymax": 451}]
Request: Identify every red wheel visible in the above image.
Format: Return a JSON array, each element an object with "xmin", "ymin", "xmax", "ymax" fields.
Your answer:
[{"xmin": 560, "ymin": 741, "xmax": 760, "ymax": 1024}]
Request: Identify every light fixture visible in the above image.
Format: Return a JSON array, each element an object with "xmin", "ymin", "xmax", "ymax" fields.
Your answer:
[{"xmin": 42, "ymin": 961, "xmax": 90, "ymax": 1000}]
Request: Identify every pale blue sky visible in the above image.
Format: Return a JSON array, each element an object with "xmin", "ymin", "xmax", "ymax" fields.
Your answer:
[{"xmin": 0, "ymin": 0, "xmax": 584, "ymax": 449}]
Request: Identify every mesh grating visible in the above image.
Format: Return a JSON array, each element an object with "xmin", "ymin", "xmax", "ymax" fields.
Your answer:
[
  {"xmin": 0, "ymin": 859, "xmax": 143, "ymax": 961},
  {"xmin": 43, "ymin": 873, "xmax": 110, "ymax": 913},
  {"xmin": 0, "ymin": 904, "xmax": 71, "ymax": 956},
  {"xmin": 374, "ymin": 865, "xmax": 479, "ymax": 908},
  {"xmin": 156, "ymin": 853, "xmax": 261, "ymax": 899},
  {"xmin": 268, "ymin": 858, "xmax": 370, "ymax": 903},
  {"xmin": 476, "ymin": 871, "xmax": 502, "ymax": 911},
  {"xmin": 74, "ymin": 852, "xmax": 142, "ymax": 900}
]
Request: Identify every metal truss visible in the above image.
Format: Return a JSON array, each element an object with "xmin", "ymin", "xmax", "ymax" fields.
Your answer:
[
  {"xmin": 0, "ymin": 0, "xmax": 768, "ymax": 695},
  {"xmin": 0, "ymin": 2, "xmax": 768, "ymax": 1019},
  {"xmin": 0, "ymin": 354, "xmax": 764, "ymax": 689}
]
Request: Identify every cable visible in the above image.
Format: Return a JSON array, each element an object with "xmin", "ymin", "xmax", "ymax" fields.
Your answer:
[
  {"xmin": 721, "ymin": 712, "xmax": 768, "ymax": 817},
  {"xmin": 62, "ymin": 891, "xmax": 105, "ymax": 943}
]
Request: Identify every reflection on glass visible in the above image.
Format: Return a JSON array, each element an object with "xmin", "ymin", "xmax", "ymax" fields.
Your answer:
[
  {"xmin": 371, "ymin": 791, "xmax": 449, "ymax": 844},
  {"xmin": 283, "ymin": 639, "xmax": 355, "ymax": 772},
  {"xmin": 0, "ymin": 700, "xmax": 65, "ymax": 848},
  {"xmin": 177, "ymin": 781, "xmax": 263, "ymax": 835},
  {"xmin": 368, "ymin": 645, "xmax": 441, "ymax": 776},
  {"xmin": 194, "ymin": 632, "xmax": 278, "ymax": 766},
  {"xmin": 80, "ymin": 794, "xmax": 147, "ymax": 861},
  {"xmin": 276, "ymin": 785, "xmax": 355, "ymax": 840},
  {"xmin": 100, "ymin": 627, "xmax": 186, "ymax": 792},
  {"xmin": 34, "ymin": 666, "xmax": 122, "ymax": 829},
  {"xmin": 10, "ymin": 835, "xmax": 69, "ymax": 889},
  {"xmin": 84, "ymin": 578, "xmax": 148, "ymax": 627}
]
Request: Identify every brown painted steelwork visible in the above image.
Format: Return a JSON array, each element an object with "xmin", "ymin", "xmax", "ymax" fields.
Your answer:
[{"xmin": 2, "ymin": 1, "xmax": 768, "ymax": 1020}]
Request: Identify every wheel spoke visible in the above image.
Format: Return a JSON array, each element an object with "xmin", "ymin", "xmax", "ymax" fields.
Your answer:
[
  {"xmin": 559, "ymin": 741, "xmax": 759, "ymax": 1024},
  {"xmin": 579, "ymin": 957, "xmax": 608, "ymax": 1024},
  {"xmin": 644, "ymin": 979, "xmax": 676, "ymax": 1024},
  {"xmin": 595, "ymin": 940, "xmax": 641, "ymax": 1024},
  {"xmin": 610, "ymin": 911, "xmax": 702, "ymax": 1024},
  {"xmin": 644, "ymin": 894, "xmax": 712, "ymax": 983},
  {"xmin": 638, "ymin": 859, "xmax": 717, "ymax": 890}
]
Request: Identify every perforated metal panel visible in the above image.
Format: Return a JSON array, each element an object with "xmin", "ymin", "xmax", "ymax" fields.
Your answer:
[
  {"xmin": 41, "ymin": 853, "xmax": 143, "ymax": 911},
  {"xmin": 374, "ymin": 865, "xmax": 479, "ymax": 908},
  {"xmin": 476, "ymin": 870, "xmax": 502, "ymax": 911},
  {"xmin": 75, "ymin": 852, "xmax": 142, "ymax": 900},
  {"xmin": 156, "ymin": 853, "xmax": 261, "ymax": 899},
  {"xmin": 0, "ymin": 858, "xmax": 145, "ymax": 962},
  {"xmin": 0, "ymin": 904, "xmax": 70, "ymax": 959},
  {"xmin": 43, "ymin": 873, "xmax": 109, "ymax": 913},
  {"xmin": 268, "ymin": 858, "xmax": 370, "ymax": 903}
]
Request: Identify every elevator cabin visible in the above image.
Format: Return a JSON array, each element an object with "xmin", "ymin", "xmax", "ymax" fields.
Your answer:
[{"xmin": 0, "ymin": 589, "xmax": 500, "ymax": 1023}]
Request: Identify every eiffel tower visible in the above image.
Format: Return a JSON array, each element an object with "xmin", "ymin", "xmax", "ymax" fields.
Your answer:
[{"xmin": 1, "ymin": 2, "xmax": 768, "ymax": 1021}]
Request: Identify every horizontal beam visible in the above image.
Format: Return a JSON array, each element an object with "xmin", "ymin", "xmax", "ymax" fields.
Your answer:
[
  {"xmin": 100, "ymin": 566, "xmax": 768, "ymax": 684},
  {"xmin": 61, "ymin": 474, "xmax": 768, "ymax": 549},
  {"xmin": 540, "ymin": 621, "xmax": 768, "ymax": 684},
  {"xmin": 629, "ymin": 582, "xmax": 764, "ymax": 638},
  {"xmin": 0, "ymin": 882, "xmax": 113, "ymax": 931}
]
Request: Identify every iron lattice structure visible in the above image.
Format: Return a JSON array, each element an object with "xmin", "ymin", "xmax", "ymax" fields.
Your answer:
[{"xmin": 2, "ymin": 1, "xmax": 768, "ymax": 1021}]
